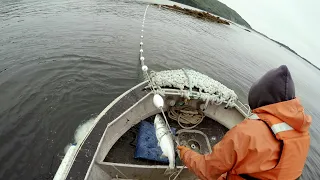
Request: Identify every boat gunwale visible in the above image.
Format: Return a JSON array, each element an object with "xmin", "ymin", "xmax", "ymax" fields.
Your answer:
[
  {"xmin": 88, "ymin": 94, "xmax": 246, "ymax": 178},
  {"xmin": 99, "ymin": 161, "xmax": 186, "ymax": 169},
  {"xmin": 85, "ymin": 92, "xmax": 155, "ymax": 179},
  {"xmin": 58, "ymin": 80, "xmax": 250, "ymax": 179},
  {"xmin": 56, "ymin": 81, "xmax": 148, "ymax": 180}
]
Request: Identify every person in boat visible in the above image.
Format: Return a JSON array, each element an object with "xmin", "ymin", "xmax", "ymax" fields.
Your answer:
[{"xmin": 177, "ymin": 65, "xmax": 311, "ymax": 180}]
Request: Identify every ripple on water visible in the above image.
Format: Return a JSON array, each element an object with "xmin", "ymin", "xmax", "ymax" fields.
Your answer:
[{"xmin": 0, "ymin": 53, "xmax": 138, "ymax": 179}]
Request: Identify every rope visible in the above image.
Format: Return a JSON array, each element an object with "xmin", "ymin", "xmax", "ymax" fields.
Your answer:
[
  {"xmin": 139, "ymin": 5, "xmax": 159, "ymax": 94},
  {"xmin": 161, "ymin": 108, "xmax": 174, "ymax": 135},
  {"xmin": 168, "ymin": 105, "xmax": 205, "ymax": 129},
  {"xmin": 139, "ymin": 5, "xmax": 149, "ymax": 69},
  {"xmin": 182, "ymin": 68, "xmax": 192, "ymax": 98},
  {"xmin": 237, "ymin": 102, "xmax": 252, "ymax": 118},
  {"xmin": 169, "ymin": 165, "xmax": 185, "ymax": 180},
  {"xmin": 112, "ymin": 165, "xmax": 128, "ymax": 179}
]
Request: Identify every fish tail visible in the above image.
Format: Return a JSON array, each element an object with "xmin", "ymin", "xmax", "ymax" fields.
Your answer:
[{"xmin": 164, "ymin": 163, "xmax": 175, "ymax": 175}]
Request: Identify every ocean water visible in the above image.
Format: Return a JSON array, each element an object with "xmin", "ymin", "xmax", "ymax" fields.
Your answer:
[{"xmin": 0, "ymin": 0, "xmax": 319, "ymax": 179}]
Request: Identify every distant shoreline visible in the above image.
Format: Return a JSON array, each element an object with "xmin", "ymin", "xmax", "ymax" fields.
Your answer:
[
  {"xmin": 156, "ymin": 4, "xmax": 230, "ymax": 25},
  {"xmin": 155, "ymin": 2, "xmax": 319, "ymax": 71},
  {"xmin": 169, "ymin": 0, "xmax": 251, "ymax": 28},
  {"xmin": 252, "ymin": 30, "xmax": 320, "ymax": 71}
]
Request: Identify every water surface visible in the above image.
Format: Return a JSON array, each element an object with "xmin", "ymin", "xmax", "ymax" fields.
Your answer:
[{"xmin": 0, "ymin": 0, "xmax": 319, "ymax": 179}]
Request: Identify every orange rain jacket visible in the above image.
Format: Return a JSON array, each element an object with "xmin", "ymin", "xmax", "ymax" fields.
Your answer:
[{"xmin": 178, "ymin": 98, "xmax": 311, "ymax": 180}]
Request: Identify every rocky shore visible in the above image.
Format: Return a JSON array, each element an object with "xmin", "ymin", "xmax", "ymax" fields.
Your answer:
[{"xmin": 158, "ymin": 4, "xmax": 230, "ymax": 25}]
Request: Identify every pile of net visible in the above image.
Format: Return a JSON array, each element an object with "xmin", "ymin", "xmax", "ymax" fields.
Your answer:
[{"xmin": 148, "ymin": 69, "xmax": 238, "ymax": 108}]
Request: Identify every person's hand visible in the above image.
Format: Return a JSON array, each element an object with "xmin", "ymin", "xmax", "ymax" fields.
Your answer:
[{"xmin": 177, "ymin": 146, "xmax": 190, "ymax": 160}]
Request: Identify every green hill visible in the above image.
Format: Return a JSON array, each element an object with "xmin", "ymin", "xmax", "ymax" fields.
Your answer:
[{"xmin": 170, "ymin": 0, "xmax": 251, "ymax": 28}]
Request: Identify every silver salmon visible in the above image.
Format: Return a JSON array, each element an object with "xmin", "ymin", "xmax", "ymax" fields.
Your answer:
[{"xmin": 154, "ymin": 114, "xmax": 175, "ymax": 174}]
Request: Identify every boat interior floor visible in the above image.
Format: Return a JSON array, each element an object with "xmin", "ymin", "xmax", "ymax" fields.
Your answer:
[{"xmin": 104, "ymin": 114, "xmax": 228, "ymax": 166}]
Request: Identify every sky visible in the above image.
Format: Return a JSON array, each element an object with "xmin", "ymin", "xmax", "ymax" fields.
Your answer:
[{"xmin": 219, "ymin": 0, "xmax": 320, "ymax": 68}]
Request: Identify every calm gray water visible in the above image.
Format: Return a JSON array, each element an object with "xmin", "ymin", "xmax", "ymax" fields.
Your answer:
[{"xmin": 0, "ymin": 0, "xmax": 319, "ymax": 179}]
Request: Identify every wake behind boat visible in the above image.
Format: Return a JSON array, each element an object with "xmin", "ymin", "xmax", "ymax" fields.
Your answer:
[{"xmin": 54, "ymin": 5, "xmax": 251, "ymax": 180}]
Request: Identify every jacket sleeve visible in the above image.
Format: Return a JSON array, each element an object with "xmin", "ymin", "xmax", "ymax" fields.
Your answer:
[{"xmin": 178, "ymin": 127, "xmax": 239, "ymax": 180}]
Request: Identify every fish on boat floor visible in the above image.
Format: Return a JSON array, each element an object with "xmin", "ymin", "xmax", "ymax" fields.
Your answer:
[{"xmin": 104, "ymin": 114, "xmax": 228, "ymax": 166}]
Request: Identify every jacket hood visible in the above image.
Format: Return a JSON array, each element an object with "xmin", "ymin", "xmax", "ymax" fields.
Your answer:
[
  {"xmin": 248, "ymin": 65, "xmax": 295, "ymax": 110},
  {"xmin": 253, "ymin": 98, "xmax": 312, "ymax": 132}
]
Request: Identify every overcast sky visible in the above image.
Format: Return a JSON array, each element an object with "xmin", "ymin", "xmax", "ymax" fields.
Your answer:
[{"xmin": 219, "ymin": 0, "xmax": 320, "ymax": 68}]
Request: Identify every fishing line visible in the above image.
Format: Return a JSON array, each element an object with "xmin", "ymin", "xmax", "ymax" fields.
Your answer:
[
  {"xmin": 139, "ymin": 4, "xmax": 149, "ymax": 68},
  {"xmin": 139, "ymin": 5, "xmax": 174, "ymax": 135},
  {"xmin": 139, "ymin": 5, "xmax": 158, "ymax": 93},
  {"xmin": 139, "ymin": 5, "xmax": 188, "ymax": 179}
]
